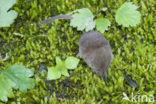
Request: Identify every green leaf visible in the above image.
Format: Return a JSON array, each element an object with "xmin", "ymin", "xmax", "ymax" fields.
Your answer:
[
  {"xmin": 115, "ymin": 2, "xmax": 141, "ymax": 27},
  {"xmin": 70, "ymin": 8, "xmax": 95, "ymax": 32},
  {"xmin": 95, "ymin": 18, "xmax": 111, "ymax": 33},
  {"xmin": 56, "ymin": 57, "xmax": 62, "ymax": 65},
  {"xmin": 55, "ymin": 59, "xmax": 69, "ymax": 77},
  {"xmin": 65, "ymin": 57, "xmax": 80, "ymax": 70},
  {"xmin": 47, "ymin": 57, "xmax": 70, "ymax": 80},
  {"xmin": 2, "ymin": 65, "xmax": 35, "ymax": 92},
  {"xmin": 56, "ymin": 59, "xmax": 65, "ymax": 70},
  {"xmin": 0, "ymin": 0, "xmax": 17, "ymax": 27},
  {"xmin": 61, "ymin": 68, "xmax": 69, "ymax": 77},
  {"xmin": 0, "ymin": 0, "xmax": 16, "ymax": 11},
  {"xmin": 0, "ymin": 74, "xmax": 15, "ymax": 102},
  {"xmin": 47, "ymin": 67, "xmax": 61, "ymax": 80},
  {"xmin": 47, "ymin": 56, "xmax": 79, "ymax": 80}
]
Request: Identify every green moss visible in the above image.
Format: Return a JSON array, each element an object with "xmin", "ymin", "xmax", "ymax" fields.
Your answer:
[{"xmin": 0, "ymin": 0, "xmax": 155, "ymax": 103}]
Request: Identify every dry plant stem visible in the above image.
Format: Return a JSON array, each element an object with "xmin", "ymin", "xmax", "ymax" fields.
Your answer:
[
  {"xmin": 0, "ymin": 53, "xmax": 9, "ymax": 61},
  {"xmin": 37, "ymin": 14, "xmax": 73, "ymax": 25}
]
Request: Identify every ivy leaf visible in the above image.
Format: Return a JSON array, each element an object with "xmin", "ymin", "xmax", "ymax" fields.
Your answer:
[
  {"xmin": 0, "ymin": 0, "xmax": 17, "ymax": 27},
  {"xmin": 95, "ymin": 18, "xmax": 111, "ymax": 33},
  {"xmin": 56, "ymin": 57, "xmax": 69, "ymax": 77},
  {"xmin": 55, "ymin": 57, "xmax": 69, "ymax": 77},
  {"xmin": 65, "ymin": 57, "xmax": 80, "ymax": 70},
  {"xmin": 47, "ymin": 56, "xmax": 79, "ymax": 80},
  {"xmin": 0, "ymin": 74, "xmax": 15, "ymax": 102},
  {"xmin": 115, "ymin": 2, "xmax": 141, "ymax": 27},
  {"xmin": 70, "ymin": 8, "xmax": 95, "ymax": 32},
  {"xmin": 2, "ymin": 65, "xmax": 35, "ymax": 92},
  {"xmin": 56, "ymin": 58, "xmax": 65, "ymax": 70},
  {"xmin": 61, "ymin": 68, "xmax": 69, "ymax": 77},
  {"xmin": 47, "ymin": 67, "xmax": 61, "ymax": 80},
  {"xmin": 56, "ymin": 57, "xmax": 62, "ymax": 65},
  {"xmin": 47, "ymin": 60, "xmax": 69, "ymax": 80}
]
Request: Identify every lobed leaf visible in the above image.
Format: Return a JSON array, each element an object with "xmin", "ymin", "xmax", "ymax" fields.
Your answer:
[
  {"xmin": 95, "ymin": 18, "xmax": 111, "ymax": 33},
  {"xmin": 0, "ymin": 74, "xmax": 15, "ymax": 102},
  {"xmin": 2, "ymin": 65, "xmax": 35, "ymax": 92},
  {"xmin": 47, "ymin": 67, "xmax": 61, "ymax": 80},
  {"xmin": 0, "ymin": 0, "xmax": 17, "ymax": 27},
  {"xmin": 0, "ymin": 0, "xmax": 16, "ymax": 11},
  {"xmin": 115, "ymin": 2, "xmax": 141, "ymax": 27},
  {"xmin": 65, "ymin": 57, "xmax": 80, "ymax": 70},
  {"xmin": 70, "ymin": 8, "xmax": 95, "ymax": 32}
]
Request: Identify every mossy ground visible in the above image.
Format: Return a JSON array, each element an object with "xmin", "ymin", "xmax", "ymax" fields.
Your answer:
[{"xmin": 0, "ymin": 0, "xmax": 156, "ymax": 104}]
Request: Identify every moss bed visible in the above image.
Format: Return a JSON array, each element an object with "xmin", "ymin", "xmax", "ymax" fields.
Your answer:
[{"xmin": 0, "ymin": 0, "xmax": 156, "ymax": 103}]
